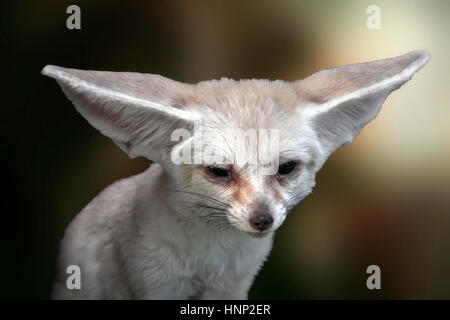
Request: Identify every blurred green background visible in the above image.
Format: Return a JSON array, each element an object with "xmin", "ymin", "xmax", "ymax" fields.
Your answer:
[{"xmin": 2, "ymin": 0, "xmax": 449, "ymax": 299}]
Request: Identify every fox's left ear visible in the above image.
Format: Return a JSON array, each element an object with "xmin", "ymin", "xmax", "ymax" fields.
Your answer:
[{"xmin": 292, "ymin": 50, "xmax": 430, "ymax": 155}]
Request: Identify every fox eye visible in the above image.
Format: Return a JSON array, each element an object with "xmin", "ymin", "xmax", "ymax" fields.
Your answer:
[
  {"xmin": 277, "ymin": 161, "xmax": 297, "ymax": 176},
  {"xmin": 206, "ymin": 166, "xmax": 231, "ymax": 179}
]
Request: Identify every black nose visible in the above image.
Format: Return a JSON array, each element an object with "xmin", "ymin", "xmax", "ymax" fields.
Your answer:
[{"xmin": 249, "ymin": 213, "xmax": 274, "ymax": 231}]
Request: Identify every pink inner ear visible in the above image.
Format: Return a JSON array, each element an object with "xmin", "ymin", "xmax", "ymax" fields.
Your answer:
[
  {"xmin": 43, "ymin": 65, "xmax": 199, "ymax": 161},
  {"xmin": 294, "ymin": 71, "xmax": 363, "ymax": 104},
  {"xmin": 292, "ymin": 51, "xmax": 426, "ymax": 104}
]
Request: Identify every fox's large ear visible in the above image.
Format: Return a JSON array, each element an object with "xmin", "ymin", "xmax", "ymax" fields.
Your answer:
[
  {"xmin": 293, "ymin": 51, "xmax": 430, "ymax": 155},
  {"xmin": 42, "ymin": 65, "xmax": 199, "ymax": 162}
]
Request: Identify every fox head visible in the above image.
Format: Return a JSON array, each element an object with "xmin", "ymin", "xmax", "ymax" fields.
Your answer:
[{"xmin": 42, "ymin": 50, "xmax": 430, "ymax": 237}]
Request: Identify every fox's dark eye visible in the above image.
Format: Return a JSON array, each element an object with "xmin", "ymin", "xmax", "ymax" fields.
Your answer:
[
  {"xmin": 277, "ymin": 161, "xmax": 297, "ymax": 176},
  {"xmin": 206, "ymin": 166, "xmax": 231, "ymax": 179}
]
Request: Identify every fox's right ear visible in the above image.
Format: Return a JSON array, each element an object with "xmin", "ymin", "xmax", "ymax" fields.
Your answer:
[{"xmin": 42, "ymin": 65, "xmax": 200, "ymax": 163}]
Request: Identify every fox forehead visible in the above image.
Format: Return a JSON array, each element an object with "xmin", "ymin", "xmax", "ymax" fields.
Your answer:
[
  {"xmin": 174, "ymin": 79, "xmax": 319, "ymax": 168},
  {"xmin": 187, "ymin": 117, "xmax": 319, "ymax": 170},
  {"xmin": 187, "ymin": 78, "xmax": 302, "ymax": 125}
]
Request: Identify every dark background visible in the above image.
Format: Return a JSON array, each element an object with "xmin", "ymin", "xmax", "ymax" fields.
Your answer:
[{"xmin": 2, "ymin": 0, "xmax": 449, "ymax": 299}]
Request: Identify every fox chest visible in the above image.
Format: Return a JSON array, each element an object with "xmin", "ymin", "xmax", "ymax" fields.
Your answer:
[{"xmin": 177, "ymin": 236, "xmax": 273, "ymax": 296}]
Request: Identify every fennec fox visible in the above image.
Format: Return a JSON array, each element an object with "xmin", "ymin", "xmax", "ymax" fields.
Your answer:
[{"xmin": 42, "ymin": 50, "xmax": 430, "ymax": 299}]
